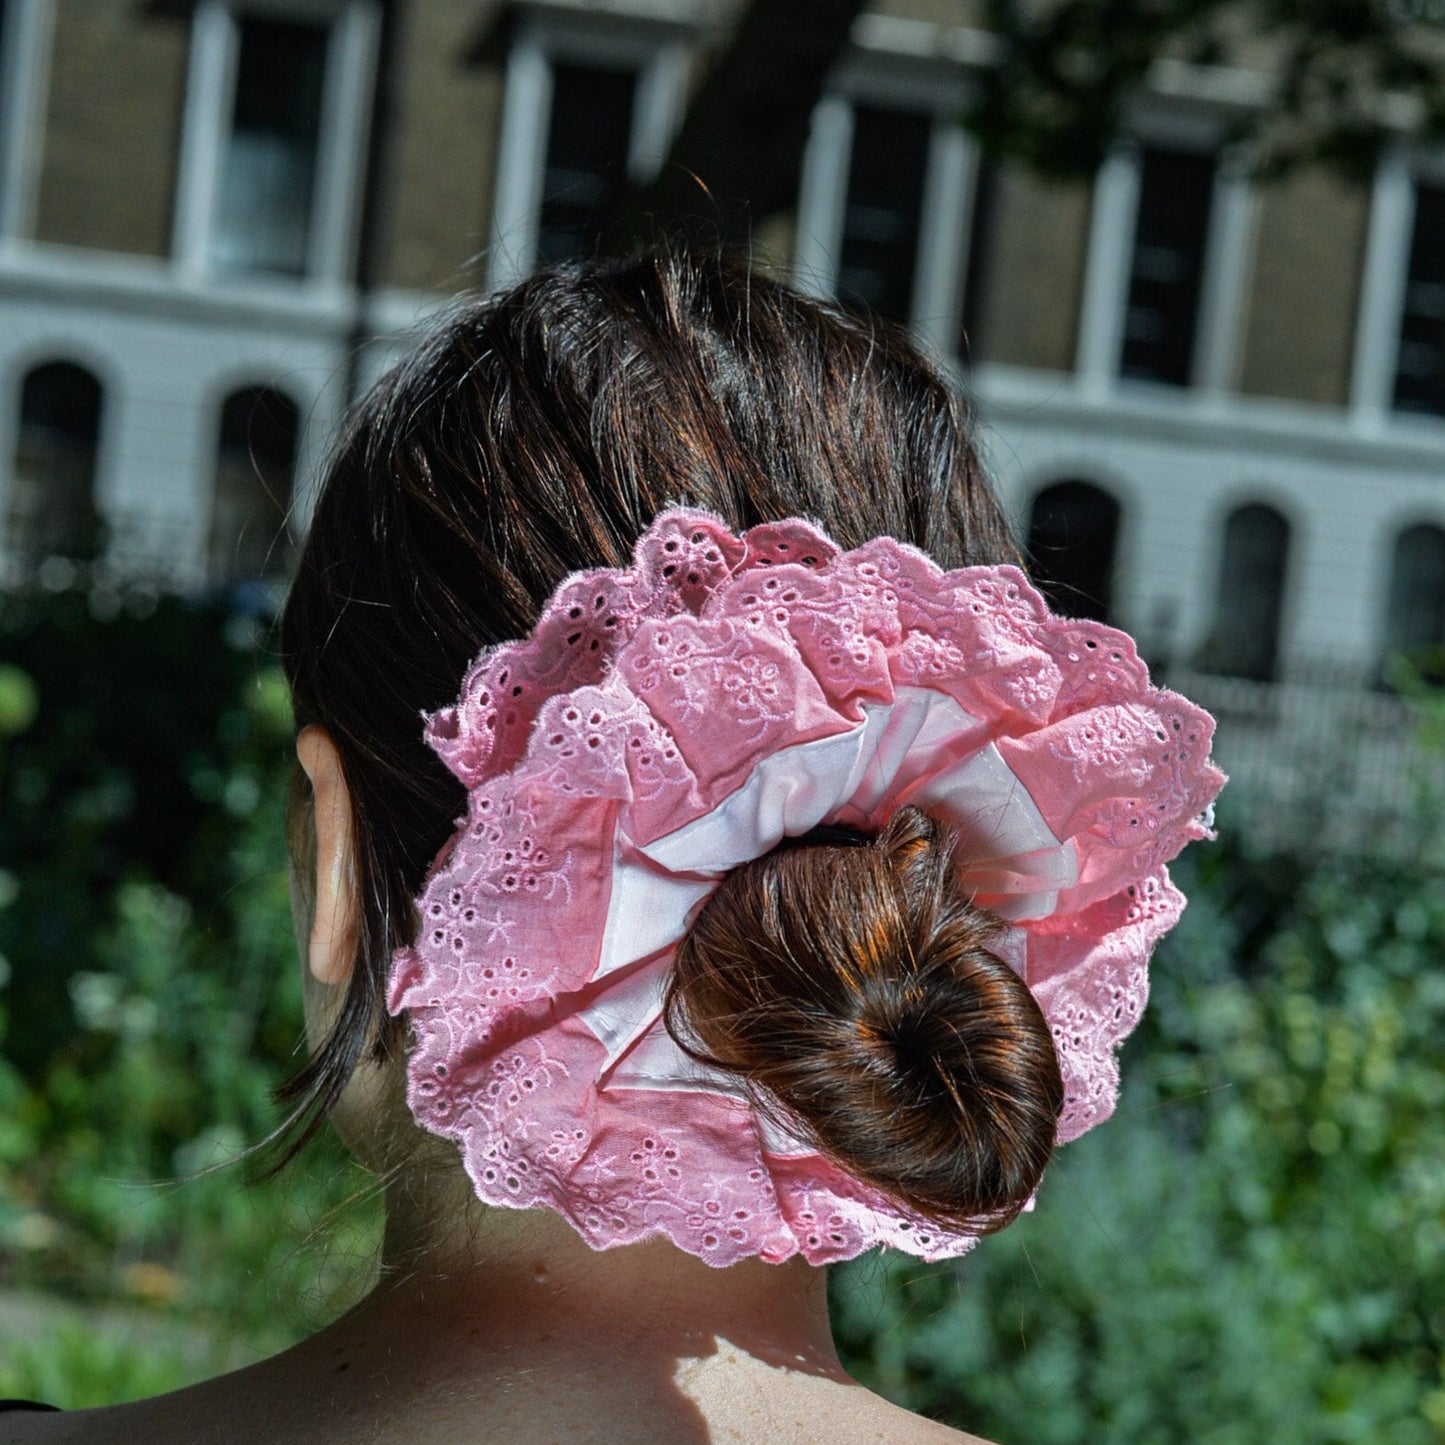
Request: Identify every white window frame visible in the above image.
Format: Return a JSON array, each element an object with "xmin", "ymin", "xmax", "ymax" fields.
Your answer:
[
  {"xmin": 487, "ymin": 11, "xmax": 690, "ymax": 294},
  {"xmin": 0, "ymin": 0, "xmax": 56, "ymax": 242},
  {"xmin": 1076, "ymin": 105, "xmax": 1256, "ymax": 399},
  {"xmin": 171, "ymin": 0, "xmax": 379, "ymax": 286},
  {"xmin": 1351, "ymin": 144, "xmax": 1445, "ymax": 429},
  {"xmin": 793, "ymin": 62, "xmax": 979, "ymax": 356}
]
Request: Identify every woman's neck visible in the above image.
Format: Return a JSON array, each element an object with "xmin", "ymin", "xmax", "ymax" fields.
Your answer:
[
  {"xmin": 312, "ymin": 1058, "xmax": 847, "ymax": 1394},
  {"xmin": 40, "ymin": 1156, "xmax": 986, "ymax": 1445},
  {"xmin": 368, "ymin": 1156, "xmax": 843, "ymax": 1375}
]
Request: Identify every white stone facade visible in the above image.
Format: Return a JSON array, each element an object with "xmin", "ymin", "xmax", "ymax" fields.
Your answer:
[
  {"xmin": 0, "ymin": 0, "xmax": 1443, "ymax": 697},
  {"xmin": 976, "ymin": 368, "xmax": 1445, "ymax": 672}
]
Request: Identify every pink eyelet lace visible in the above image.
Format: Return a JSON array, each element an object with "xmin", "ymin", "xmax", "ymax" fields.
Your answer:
[{"xmin": 388, "ymin": 508, "xmax": 1225, "ymax": 1266}]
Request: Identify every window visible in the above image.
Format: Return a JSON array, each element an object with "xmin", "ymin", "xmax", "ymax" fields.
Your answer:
[
  {"xmin": 1382, "ymin": 522, "xmax": 1445, "ymax": 678},
  {"xmin": 1199, "ymin": 503, "xmax": 1289, "ymax": 682},
  {"xmin": 211, "ymin": 16, "xmax": 328, "ymax": 276},
  {"xmin": 1025, "ymin": 480, "xmax": 1121, "ymax": 623},
  {"xmin": 6, "ymin": 361, "xmax": 104, "ymax": 569},
  {"xmin": 209, "ymin": 386, "xmax": 299, "ymax": 583},
  {"xmin": 794, "ymin": 82, "xmax": 982, "ymax": 352},
  {"xmin": 835, "ymin": 104, "xmax": 932, "ymax": 320},
  {"xmin": 1079, "ymin": 132, "xmax": 1250, "ymax": 393},
  {"xmin": 535, "ymin": 63, "xmax": 638, "ymax": 267},
  {"xmin": 1120, "ymin": 146, "xmax": 1217, "ymax": 386},
  {"xmin": 488, "ymin": 22, "xmax": 686, "ymax": 291},
  {"xmin": 174, "ymin": 1, "xmax": 379, "ymax": 283},
  {"xmin": 1392, "ymin": 183, "xmax": 1445, "ymax": 417}
]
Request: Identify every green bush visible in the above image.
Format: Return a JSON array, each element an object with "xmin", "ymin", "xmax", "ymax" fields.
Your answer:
[{"xmin": 0, "ymin": 596, "xmax": 380, "ymax": 1402}]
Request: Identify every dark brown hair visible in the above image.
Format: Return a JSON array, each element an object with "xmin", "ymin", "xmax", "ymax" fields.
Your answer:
[
  {"xmin": 667, "ymin": 808, "xmax": 1062, "ymax": 1232},
  {"xmin": 279, "ymin": 249, "xmax": 1060, "ymax": 1225}
]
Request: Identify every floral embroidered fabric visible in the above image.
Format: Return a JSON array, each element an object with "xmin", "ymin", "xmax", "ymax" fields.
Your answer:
[{"xmin": 388, "ymin": 509, "xmax": 1225, "ymax": 1266}]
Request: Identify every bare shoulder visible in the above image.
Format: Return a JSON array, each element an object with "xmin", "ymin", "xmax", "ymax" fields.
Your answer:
[
  {"xmin": 676, "ymin": 1350, "xmax": 997, "ymax": 1445},
  {"xmin": 0, "ymin": 1370, "xmax": 997, "ymax": 1445},
  {"xmin": 794, "ymin": 1382, "xmax": 997, "ymax": 1444},
  {"xmin": 0, "ymin": 1408, "xmax": 71, "ymax": 1445},
  {"xmin": 0, "ymin": 1398, "xmax": 209, "ymax": 1445},
  {"xmin": 0, "ymin": 1407, "xmax": 102, "ymax": 1445}
]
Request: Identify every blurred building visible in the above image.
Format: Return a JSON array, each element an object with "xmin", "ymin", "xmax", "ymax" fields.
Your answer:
[{"xmin": 0, "ymin": 0, "xmax": 1443, "ymax": 707}]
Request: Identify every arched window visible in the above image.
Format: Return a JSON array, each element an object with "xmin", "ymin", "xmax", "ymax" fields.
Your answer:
[
  {"xmin": 1382, "ymin": 522, "xmax": 1445, "ymax": 680},
  {"xmin": 209, "ymin": 386, "xmax": 299, "ymax": 583},
  {"xmin": 7, "ymin": 360, "xmax": 104, "ymax": 568},
  {"xmin": 1025, "ymin": 480, "xmax": 1121, "ymax": 623},
  {"xmin": 1200, "ymin": 503, "xmax": 1290, "ymax": 681}
]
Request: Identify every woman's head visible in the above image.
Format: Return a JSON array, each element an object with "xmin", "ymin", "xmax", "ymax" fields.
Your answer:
[{"xmin": 280, "ymin": 248, "xmax": 1057, "ymax": 1229}]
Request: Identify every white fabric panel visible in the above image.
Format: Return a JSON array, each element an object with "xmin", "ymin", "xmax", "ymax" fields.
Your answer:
[
  {"xmin": 912, "ymin": 742, "xmax": 1077, "ymax": 921},
  {"xmin": 607, "ymin": 1016, "xmax": 750, "ymax": 1100},
  {"xmin": 843, "ymin": 689, "xmax": 984, "ymax": 818},
  {"xmin": 640, "ymin": 721, "xmax": 879, "ymax": 873},
  {"xmin": 582, "ymin": 951, "xmax": 673, "ymax": 1074},
  {"xmin": 580, "ymin": 682, "xmax": 1075, "ymax": 1100},
  {"xmin": 596, "ymin": 847, "xmax": 715, "ymax": 979}
]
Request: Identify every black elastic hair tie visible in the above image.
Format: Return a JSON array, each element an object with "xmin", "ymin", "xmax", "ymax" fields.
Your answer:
[{"xmin": 774, "ymin": 823, "xmax": 876, "ymax": 851}]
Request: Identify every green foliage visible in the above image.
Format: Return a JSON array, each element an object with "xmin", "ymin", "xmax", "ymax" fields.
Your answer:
[
  {"xmin": 2, "ymin": 1321, "xmax": 195, "ymax": 1408},
  {"xmin": 834, "ymin": 805, "xmax": 1445, "ymax": 1441},
  {"xmin": 0, "ymin": 663, "xmax": 38, "ymax": 740},
  {"xmin": 0, "ymin": 596, "xmax": 380, "ymax": 1404}
]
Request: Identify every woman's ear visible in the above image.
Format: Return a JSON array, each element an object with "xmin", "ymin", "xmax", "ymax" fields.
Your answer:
[{"xmin": 296, "ymin": 725, "xmax": 359, "ymax": 987}]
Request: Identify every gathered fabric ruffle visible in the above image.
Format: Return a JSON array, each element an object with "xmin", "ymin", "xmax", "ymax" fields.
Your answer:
[{"xmin": 389, "ymin": 509, "xmax": 1225, "ymax": 1266}]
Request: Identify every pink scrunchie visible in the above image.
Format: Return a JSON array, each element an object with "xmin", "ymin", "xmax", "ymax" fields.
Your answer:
[{"xmin": 388, "ymin": 509, "xmax": 1225, "ymax": 1266}]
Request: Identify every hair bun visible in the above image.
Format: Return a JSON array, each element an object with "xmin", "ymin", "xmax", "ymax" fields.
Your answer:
[{"xmin": 665, "ymin": 806, "xmax": 1064, "ymax": 1232}]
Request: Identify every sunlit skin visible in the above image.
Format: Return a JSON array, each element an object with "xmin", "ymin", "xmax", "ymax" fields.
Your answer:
[{"xmin": 3, "ymin": 726, "xmax": 993, "ymax": 1445}]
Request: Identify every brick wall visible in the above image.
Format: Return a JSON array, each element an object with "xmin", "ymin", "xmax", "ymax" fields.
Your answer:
[
  {"xmin": 969, "ymin": 165, "xmax": 1092, "ymax": 372},
  {"xmin": 1238, "ymin": 168, "xmax": 1370, "ymax": 407},
  {"xmin": 377, "ymin": 0, "xmax": 503, "ymax": 293},
  {"xmin": 34, "ymin": 0, "xmax": 189, "ymax": 258}
]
